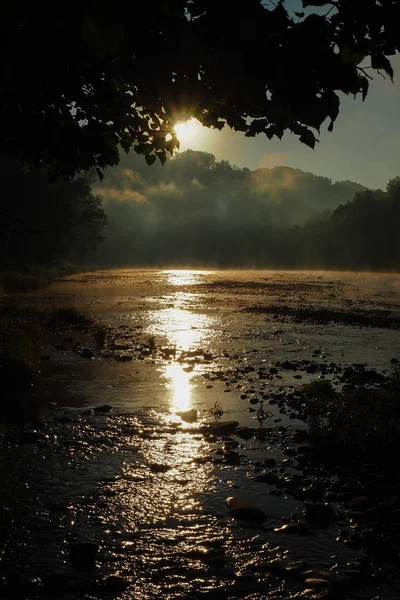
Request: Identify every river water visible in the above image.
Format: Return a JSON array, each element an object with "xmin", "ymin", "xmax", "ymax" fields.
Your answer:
[{"xmin": 2, "ymin": 269, "xmax": 400, "ymax": 600}]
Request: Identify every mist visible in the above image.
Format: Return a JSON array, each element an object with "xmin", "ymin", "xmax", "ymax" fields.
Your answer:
[{"xmin": 89, "ymin": 150, "xmax": 399, "ymax": 271}]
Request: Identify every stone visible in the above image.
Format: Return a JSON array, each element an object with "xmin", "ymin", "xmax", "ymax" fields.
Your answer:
[
  {"xmin": 200, "ymin": 421, "xmax": 239, "ymax": 435},
  {"xmin": 176, "ymin": 409, "xmax": 198, "ymax": 423},
  {"xmin": 99, "ymin": 575, "xmax": 130, "ymax": 593},
  {"xmin": 201, "ymin": 547, "xmax": 225, "ymax": 568},
  {"xmin": 19, "ymin": 430, "xmax": 48, "ymax": 444},
  {"xmin": 149, "ymin": 463, "xmax": 171, "ymax": 473},
  {"xmin": 304, "ymin": 578, "xmax": 331, "ymax": 589},
  {"xmin": 281, "ymin": 360, "xmax": 297, "ymax": 370},
  {"xmin": 81, "ymin": 348, "xmax": 94, "ymax": 359},
  {"xmin": 69, "ymin": 542, "xmax": 99, "ymax": 571},
  {"xmin": 226, "ymin": 496, "xmax": 267, "ymax": 522},
  {"xmin": 93, "ymin": 404, "xmax": 112, "ymax": 413},
  {"xmin": 301, "ymin": 570, "xmax": 354, "ymax": 588},
  {"xmin": 235, "ymin": 426, "xmax": 253, "ymax": 440},
  {"xmin": 254, "ymin": 470, "xmax": 280, "ymax": 485},
  {"xmin": 305, "ymin": 503, "xmax": 336, "ymax": 527},
  {"xmin": 347, "ymin": 496, "xmax": 374, "ymax": 511}
]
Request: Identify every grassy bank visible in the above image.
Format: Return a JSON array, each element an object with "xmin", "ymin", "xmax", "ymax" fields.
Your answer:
[
  {"xmin": 301, "ymin": 375, "xmax": 400, "ymax": 462},
  {"xmin": 0, "ymin": 304, "xmax": 92, "ymax": 423},
  {"xmin": 0, "ymin": 263, "xmax": 84, "ymax": 293}
]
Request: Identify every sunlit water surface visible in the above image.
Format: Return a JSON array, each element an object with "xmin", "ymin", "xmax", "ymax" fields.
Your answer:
[{"xmin": 4, "ymin": 269, "xmax": 400, "ymax": 599}]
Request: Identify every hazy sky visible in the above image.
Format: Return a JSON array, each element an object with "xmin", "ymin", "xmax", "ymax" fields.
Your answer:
[{"xmin": 178, "ymin": 1, "xmax": 400, "ymax": 190}]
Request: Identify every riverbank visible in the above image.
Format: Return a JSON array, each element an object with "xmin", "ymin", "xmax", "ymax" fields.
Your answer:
[{"xmin": 0, "ymin": 263, "xmax": 85, "ymax": 293}]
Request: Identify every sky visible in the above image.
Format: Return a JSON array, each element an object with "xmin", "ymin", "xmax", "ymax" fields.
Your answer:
[{"xmin": 176, "ymin": 2, "xmax": 400, "ymax": 191}]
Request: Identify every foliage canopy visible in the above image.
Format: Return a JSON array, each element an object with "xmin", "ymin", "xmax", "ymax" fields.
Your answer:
[{"xmin": 2, "ymin": 1, "xmax": 399, "ymax": 177}]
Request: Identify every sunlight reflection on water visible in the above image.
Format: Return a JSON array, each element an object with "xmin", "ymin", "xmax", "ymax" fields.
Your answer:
[
  {"xmin": 164, "ymin": 364, "xmax": 193, "ymax": 412},
  {"xmin": 149, "ymin": 305, "xmax": 210, "ymax": 351},
  {"xmin": 164, "ymin": 269, "xmax": 215, "ymax": 286}
]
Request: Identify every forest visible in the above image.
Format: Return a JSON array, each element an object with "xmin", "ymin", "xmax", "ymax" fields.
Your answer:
[{"xmin": 89, "ymin": 149, "xmax": 399, "ymax": 272}]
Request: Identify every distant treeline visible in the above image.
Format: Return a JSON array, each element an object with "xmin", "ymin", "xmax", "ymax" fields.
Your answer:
[
  {"xmin": 0, "ymin": 156, "xmax": 106, "ymax": 273},
  {"xmin": 90, "ymin": 149, "xmax": 400, "ymax": 271}
]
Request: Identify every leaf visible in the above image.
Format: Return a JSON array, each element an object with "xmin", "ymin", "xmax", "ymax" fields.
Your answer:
[
  {"xmin": 156, "ymin": 151, "xmax": 167, "ymax": 165},
  {"xmin": 145, "ymin": 154, "xmax": 156, "ymax": 166},
  {"xmin": 360, "ymin": 77, "xmax": 369, "ymax": 101},
  {"xmin": 350, "ymin": 52, "xmax": 366, "ymax": 66},
  {"xmin": 165, "ymin": 137, "xmax": 180, "ymax": 154},
  {"xmin": 153, "ymin": 136, "xmax": 166, "ymax": 150},
  {"xmin": 135, "ymin": 143, "xmax": 153, "ymax": 156},
  {"xmin": 302, "ymin": 0, "xmax": 332, "ymax": 6},
  {"xmin": 294, "ymin": 11, "xmax": 305, "ymax": 18},
  {"xmin": 371, "ymin": 54, "xmax": 394, "ymax": 81},
  {"xmin": 96, "ymin": 167, "xmax": 104, "ymax": 181},
  {"xmin": 327, "ymin": 120, "xmax": 334, "ymax": 133},
  {"xmin": 299, "ymin": 129, "xmax": 317, "ymax": 149}
]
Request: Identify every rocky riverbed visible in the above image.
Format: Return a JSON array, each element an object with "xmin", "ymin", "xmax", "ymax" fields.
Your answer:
[{"xmin": 1, "ymin": 269, "xmax": 400, "ymax": 599}]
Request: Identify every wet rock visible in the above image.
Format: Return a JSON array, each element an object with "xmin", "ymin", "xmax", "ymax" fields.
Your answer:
[
  {"xmin": 41, "ymin": 573, "xmax": 69, "ymax": 593},
  {"xmin": 200, "ymin": 421, "xmax": 239, "ymax": 435},
  {"xmin": 98, "ymin": 575, "xmax": 130, "ymax": 593},
  {"xmin": 116, "ymin": 355, "xmax": 133, "ymax": 362},
  {"xmin": 149, "ymin": 463, "xmax": 171, "ymax": 473},
  {"xmin": 300, "ymin": 570, "xmax": 355, "ymax": 588},
  {"xmin": 93, "ymin": 404, "xmax": 112, "ymax": 413},
  {"xmin": 235, "ymin": 569, "xmax": 257, "ymax": 582},
  {"xmin": 304, "ymin": 578, "xmax": 331, "ymax": 590},
  {"xmin": 201, "ymin": 547, "xmax": 225, "ymax": 568},
  {"xmin": 69, "ymin": 542, "xmax": 99, "ymax": 571},
  {"xmin": 347, "ymin": 496, "xmax": 374, "ymax": 511},
  {"xmin": 176, "ymin": 408, "xmax": 198, "ymax": 423},
  {"xmin": 226, "ymin": 496, "xmax": 267, "ymax": 523},
  {"xmin": 344, "ymin": 538, "xmax": 363, "ymax": 551},
  {"xmin": 305, "ymin": 503, "xmax": 336, "ymax": 527},
  {"xmin": 274, "ymin": 523, "xmax": 314, "ymax": 535},
  {"xmin": 281, "ymin": 360, "xmax": 297, "ymax": 370},
  {"xmin": 254, "ymin": 470, "xmax": 280, "ymax": 485},
  {"xmin": 81, "ymin": 348, "xmax": 94, "ymax": 359},
  {"xmin": 19, "ymin": 430, "xmax": 49, "ymax": 444},
  {"xmin": 235, "ymin": 426, "xmax": 253, "ymax": 440}
]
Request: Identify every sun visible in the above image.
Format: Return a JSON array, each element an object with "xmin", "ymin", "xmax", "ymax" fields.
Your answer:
[{"xmin": 174, "ymin": 119, "xmax": 197, "ymax": 142}]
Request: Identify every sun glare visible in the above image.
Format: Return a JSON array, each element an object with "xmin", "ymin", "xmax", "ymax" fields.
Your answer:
[
  {"xmin": 174, "ymin": 121, "xmax": 193, "ymax": 141},
  {"xmin": 174, "ymin": 118, "xmax": 206, "ymax": 144}
]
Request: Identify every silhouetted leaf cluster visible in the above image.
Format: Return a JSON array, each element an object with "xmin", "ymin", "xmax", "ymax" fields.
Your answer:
[{"xmin": 1, "ymin": 1, "xmax": 398, "ymax": 177}]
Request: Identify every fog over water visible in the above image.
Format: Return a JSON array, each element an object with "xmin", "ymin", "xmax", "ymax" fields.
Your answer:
[{"xmin": 90, "ymin": 150, "xmax": 388, "ymax": 270}]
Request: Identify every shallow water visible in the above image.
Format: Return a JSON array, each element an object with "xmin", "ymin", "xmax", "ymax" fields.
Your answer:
[{"xmin": 3, "ymin": 269, "xmax": 400, "ymax": 599}]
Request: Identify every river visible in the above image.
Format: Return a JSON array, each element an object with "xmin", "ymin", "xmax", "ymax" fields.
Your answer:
[{"xmin": 2, "ymin": 269, "xmax": 400, "ymax": 600}]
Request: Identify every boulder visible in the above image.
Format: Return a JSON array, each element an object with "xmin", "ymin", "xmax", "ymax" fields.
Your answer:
[
  {"xmin": 176, "ymin": 409, "xmax": 198, "ymax": 423},
  {"xmin": 200, "ymin": 421, "xmax": 239, "ymax": 435},
  {"xmin": 69, "ymin": 542, "xmax": 98, "ymax": 571},
  {"xmin": 226, "ymin": 496, "xmax": 266, "ymax": 523},
  {"xmin": 305, "ymin": 503, "xmax": 336, "ymax": 527},
  {"xmin": 93, "ymin": 405, "xmax": 112, "ymax": 413}
]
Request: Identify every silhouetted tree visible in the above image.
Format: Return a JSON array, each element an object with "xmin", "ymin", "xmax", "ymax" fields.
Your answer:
[
  {"xmin": 1, "ymin": 1, "xmax": 398, "ymax": 178},
  {"xmin": 0, "ymin": 158, "xmax": 106, "ymax": 270}
]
